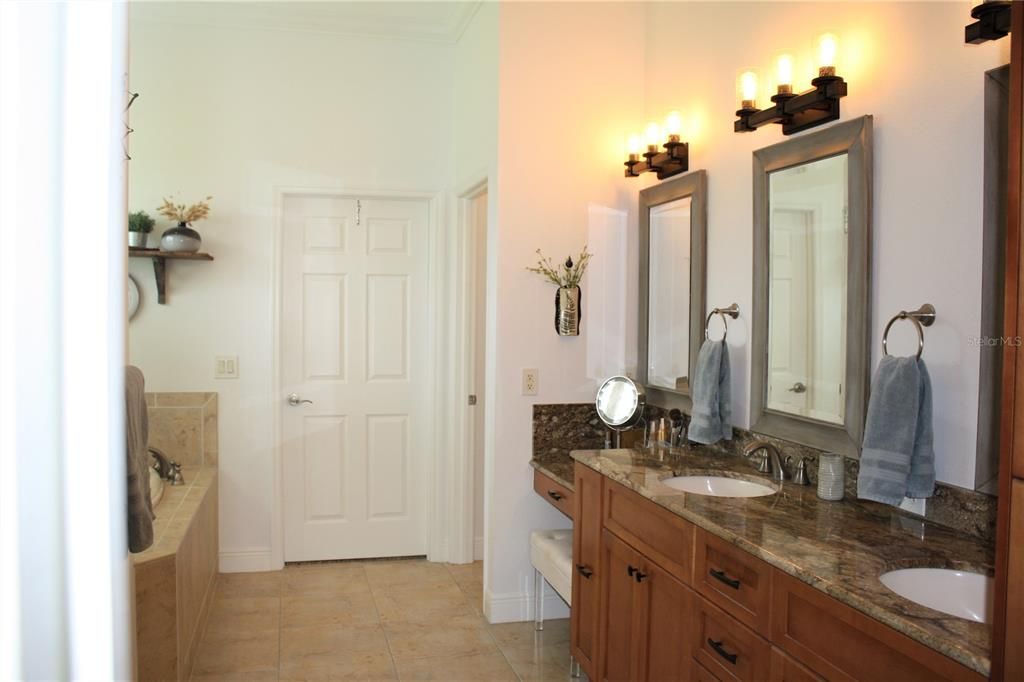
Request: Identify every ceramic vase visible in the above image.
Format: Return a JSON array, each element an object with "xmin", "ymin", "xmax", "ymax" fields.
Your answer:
[
  {"xmin": 555, "ymin": 286, "xmax": 582, "ymax": 336},
  {"xmin": 160, "ymin": 222, "xmax": 202, "ymax": 253}
]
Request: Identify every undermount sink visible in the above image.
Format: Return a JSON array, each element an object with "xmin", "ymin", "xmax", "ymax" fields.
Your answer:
[
  {"xmin": 879, "ymin": 568, "xmax": 993, "ymax": 623},
  {"xmin": 661, "ymin": 475, "xmax": 776, "ymax": 498}
]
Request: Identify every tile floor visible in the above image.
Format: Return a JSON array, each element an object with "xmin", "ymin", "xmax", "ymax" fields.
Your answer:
[{"xmin": 190, "ymin": 559, "xmax": 576, "ymax": 681}]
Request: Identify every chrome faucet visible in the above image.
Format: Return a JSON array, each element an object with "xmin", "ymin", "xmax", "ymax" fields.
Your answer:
[
  {"xmin": 743, "ymin": 440, "xmax": 786, "ymax": 483},
  {"xmin": 149, "ymin": 447, "xmax": 184, "ymax": 484}
]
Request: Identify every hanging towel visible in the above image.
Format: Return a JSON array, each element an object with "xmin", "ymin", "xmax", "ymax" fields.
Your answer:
[
  {"xmin": 857, "ymin": 356, "xmax": 935, "ymax": 506},
  {"xmin": 126, "ymin": 365, "xmax": 154, "ymax": 553},
  {"xmin": 688, "ymin": 339, "xmax": 732, "ymax": 444}
]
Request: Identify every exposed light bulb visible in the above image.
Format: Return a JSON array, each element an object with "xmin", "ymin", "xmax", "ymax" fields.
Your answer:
[
  {"xmin": 739, "ymin": 71, "xmax": 758, "ymax": 109},
  {"xmin": 818, "ymin": 33, "xmax": 838, "ymax": 77},
  {"xmin": 776, "ymin": 54, "xmax": 794, "ymax": 95},
  {"xmin": 627, "ymin": 133, "xmax": 642, "ymax": 157},
  {"xmin": 644, "ymin": 121, "xmax": 662, "ymax": 149},
  {"xmin": 665, "ymin": 111, "xmax": 682, "ymax": 139}
]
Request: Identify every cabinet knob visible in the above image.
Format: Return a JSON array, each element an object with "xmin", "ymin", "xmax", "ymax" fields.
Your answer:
[
  {"xmin": 627, "ymin": 565, "xmax": 637, "ymax": 578},
  {"xmin": 575, "ymin": 564, "xmax": 593, "ymax": 579},
  {"xmin": 634, "ymin": 570, "xmax": 648, "ymax": 583},
  {"xmin": 547, "ymin": 490, "xmax": 564, "ymax": 501}
]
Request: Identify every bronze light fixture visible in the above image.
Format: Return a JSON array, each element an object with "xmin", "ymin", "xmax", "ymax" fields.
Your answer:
[
  {"xmin": 624, "ymin": 112, "xmax": 690, "ymax": 180},
  {"xmin": 734, "ymin": 34, "xmax": 848, "ymax": 136},
  {"xmin": 965, "ymin": 0, "xmax": 1011, "ymax": 44}
]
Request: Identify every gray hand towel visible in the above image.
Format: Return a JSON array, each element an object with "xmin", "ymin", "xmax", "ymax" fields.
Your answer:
[
  {"xmin": 857, "ymin": 356, "xmax": 935, "ymax": 506},
  {"xmin": 688, "ymin": 339, "xmax": 732, "ymax": 444},
  {"xmin": 126, "ymin": 365, "xmax": 154, "ymax": 553}
]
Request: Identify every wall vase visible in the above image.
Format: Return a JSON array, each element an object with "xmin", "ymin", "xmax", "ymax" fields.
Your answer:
[
  {"xmin": 555, "ymin": 286, "xmax": 582, "ymax": 336},
  {"xmin": 160, "ymin": 222, "xmax": 202, "ymax": 253}
]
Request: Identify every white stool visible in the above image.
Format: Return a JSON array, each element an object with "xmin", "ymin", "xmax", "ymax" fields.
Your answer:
[{"xmin": 529, "ymin": 528, "xmax": 573, "ymax": 629}]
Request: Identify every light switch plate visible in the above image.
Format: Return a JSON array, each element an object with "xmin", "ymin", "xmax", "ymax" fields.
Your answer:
[
  {"xmin": 522, "ymin": 369, "xmax": 539, "ymax": 396},
  {"xmin": 215, "ymin": 355, "xmax": 239, "ymax": 379}
]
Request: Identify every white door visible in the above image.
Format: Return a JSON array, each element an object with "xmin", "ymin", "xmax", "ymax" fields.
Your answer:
[
  {"xmin": 281, "ymin": 194, "xmax": 430, "ymax": 561},
  {"xmin": 767, "ymin": 207, "xmax": 812, "ymax": 415}
]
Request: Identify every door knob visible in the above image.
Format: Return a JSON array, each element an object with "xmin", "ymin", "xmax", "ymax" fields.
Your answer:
[
  {"xmin": 788, "ymin": 382, "xmax": 807, "ymax": 393},
  {"xmin": 287, "ymin": 393, "xmax": 313, "ymax": 406}
]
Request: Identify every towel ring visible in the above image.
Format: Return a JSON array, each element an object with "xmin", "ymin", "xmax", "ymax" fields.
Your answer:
[
  {"xmin": 882, "ymin": 303, "xmax": 936, "ymax": 359},
  {"xmin": 705, "ymin": 303, "xmax": 740, "ymax": 341}
]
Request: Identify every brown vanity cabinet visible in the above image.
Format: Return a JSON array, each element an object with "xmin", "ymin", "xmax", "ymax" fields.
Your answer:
[
  {"xmin": 533, "ymin": 468, "xmax": 573, "ymax": 519},
  {"xmin": 564, "ymin": 462, "xmax": 987, "ymax": 682},
  {"xmin": 570, "ymin": 464, "xmax": 602, "ymax": 679}
]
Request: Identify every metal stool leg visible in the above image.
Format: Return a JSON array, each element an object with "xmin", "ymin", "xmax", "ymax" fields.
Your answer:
[
  {"xmin": 534, "ymin": 568, "xmax": 544, "ymax": 631},
  {"xmin": 570, "ymin": 656, "xmax": 582, "ymax": 678}
]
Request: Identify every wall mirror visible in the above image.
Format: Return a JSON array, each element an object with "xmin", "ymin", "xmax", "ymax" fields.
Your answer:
[
  {"xmin": 750, "ymin": 116, "xmax": 872, "ymax": 457},
  {"xmin": 638, "ymin": 170, "xmax": 707, "ymax": 409}
]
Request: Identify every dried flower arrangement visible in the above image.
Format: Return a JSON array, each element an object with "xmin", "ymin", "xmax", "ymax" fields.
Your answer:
[
  {"xmin": 526, "ymin": 246, "xmax": 593, "ymax": 288},
  {"xmin": 157, "ymin": 195, "xmax": 213, "ymax": 225}
]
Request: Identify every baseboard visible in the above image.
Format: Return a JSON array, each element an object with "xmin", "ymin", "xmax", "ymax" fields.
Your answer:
[
  {"xmin": 484, "ymin": 587, "xmax": 570, "ymax": 624},
  {"xmin": 474, "ymin": 536, "xmax": 484, "ymax": 561},
  {"xmin": 219, "ymin": 548, "xmax": 275, "ymax": 573}
]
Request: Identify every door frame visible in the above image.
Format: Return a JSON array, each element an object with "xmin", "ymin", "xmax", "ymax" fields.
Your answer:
[{"xmin": 269, "ymin": 186, "xmax": 446, "ymax": 567}]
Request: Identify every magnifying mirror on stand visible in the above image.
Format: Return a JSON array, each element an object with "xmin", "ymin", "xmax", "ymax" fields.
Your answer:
[{"xmin": 595, "ymin": 376, "xmax": 647, "ymax": 448}]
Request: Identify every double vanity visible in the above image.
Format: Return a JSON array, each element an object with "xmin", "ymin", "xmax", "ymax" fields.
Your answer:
[{"xmin": 532, "ymin": 445, "xmax": 992, "ymax": 681}]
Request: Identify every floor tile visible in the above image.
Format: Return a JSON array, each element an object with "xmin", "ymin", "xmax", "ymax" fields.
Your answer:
[
  {"xmin": 192, "ymin": 628, "xmax": 279, "ymax": 676},
  {"xmin": 278, "ymin": 650, "xmax": 397, "ymax": 681},
  {"xmin": 280, "ymin": 624, "xmax": 391, "ymax": 672},
  {"xmin": 457, "ymin": 580, "xmax": 484, "ymax": 614},
  {"xmin": 394, "ymin": 650, "xmax": 518, "ymax": 681},
  {"xmin": 365, "ymin": 560, "xmax": 455, "ymax": 592},
  {"xmin": 488, "ymin": 618, "xmax": 570, "ymax": 649},
  {"xmin": 281, "ymin": 592, "xmax": 380, "ymax": 629},
  {"xmin": 205, "ymin": 596, "xmax": 281, "ymax": 635},
  {"xmin": 499, "ymin": 640, "xmax": 573, "ymax": 682},
  {"xmin": 283, "ymin": 563, "xmax": 370, "ymax": 597},
  {"xmin": 384, "ymin": 615, "xmax": 497, "ymax": 661},
  {"xmin": 216, "ymin": 571, "xmax": 282, "ymax": 598},
  {"xmin": 190, "ymin": 670, "xmax": 280, "ymax": 682},
  {"xmin": 373, "ymin": 582, "xmax": 476, "ymax": 624},
  {"xmin": 445, "ymin": 562, "xmax": 483, "ymax": 587}
]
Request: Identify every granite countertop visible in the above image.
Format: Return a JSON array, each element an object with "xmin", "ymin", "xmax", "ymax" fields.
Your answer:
[
  {"xmin": 566, "ymin": 447, "xmax": 993, "ymax": 676},
  {"xmin": 530, "ymin": 458, "xmax": 574, "ymax": 490}
]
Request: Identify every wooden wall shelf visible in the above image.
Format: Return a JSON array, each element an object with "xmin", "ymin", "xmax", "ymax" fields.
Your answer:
[{"xmin": 129, "ymin": 247, "xmax": 214, "ymax": 304}]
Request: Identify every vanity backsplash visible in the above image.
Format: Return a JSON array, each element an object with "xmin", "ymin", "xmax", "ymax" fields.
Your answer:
[{"xmin": 532, "ymin": 402, "xmax": 996, "ymax": 543}]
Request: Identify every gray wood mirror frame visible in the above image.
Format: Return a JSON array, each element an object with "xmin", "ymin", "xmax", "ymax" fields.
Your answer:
[
  {"xmin": 750, "ymin": 116, "xmax": 872, "ymax": 457},
  {"xmin": 638, "ymin": 170, "xmax": 707, "ymax": 410}
]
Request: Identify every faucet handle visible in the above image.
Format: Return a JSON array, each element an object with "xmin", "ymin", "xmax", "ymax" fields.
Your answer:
[
  {"xmin": 746, "ymin": 447, "xmax": 772, "ymax": 474},
  {"xmin": 788, "ymin": 456, "xmax": 810, "ymax": 485}
]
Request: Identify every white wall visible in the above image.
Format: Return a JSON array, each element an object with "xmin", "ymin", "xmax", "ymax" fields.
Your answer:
[
  {"xmin": 484, "ymin": 1, "xmax": 646, "ymax": 622},
  {"xmin": 643, "ymin": 1, "xmax": 1009, "ymax": 489},
  {"xmin": 128, "ymin": 6, "xmax": 455, "ymax": 570}
]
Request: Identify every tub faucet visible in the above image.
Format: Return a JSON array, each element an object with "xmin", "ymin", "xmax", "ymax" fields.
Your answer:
[
  {"xmin": 743, "ymin": 440, "xmax": 786, "ymax": 483},
  {"xmin": 149, "ymin": 447, "xmax": 183, "ymax": 484}
]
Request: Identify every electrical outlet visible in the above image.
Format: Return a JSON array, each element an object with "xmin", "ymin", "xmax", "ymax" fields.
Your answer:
[
  {"xmin": 215, "ymin": 355, "xmax": 239, "ymax": 379},
  {"xmin": 522, "ymin": 369, "xmax": 539, "ymax": 396}
]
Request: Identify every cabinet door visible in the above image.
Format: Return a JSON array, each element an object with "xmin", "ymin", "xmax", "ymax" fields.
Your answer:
[
  {"xmin": 571, "ymin": 464, "xmax": 603, "ymax": 678},
  {"xmin": 637, "ymin": 558, "xmax": 693, "ymax": 682},
  {"xmin": 598, "ymin": 529, "xmax": 643, "ymax": 682}
]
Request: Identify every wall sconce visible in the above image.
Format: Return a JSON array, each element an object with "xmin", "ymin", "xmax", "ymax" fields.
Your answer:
[
  {"xmin": 734, "ymin": 34, "xmax": 848, "ymax": 136},
  {"xmin": 965, "ymin": 1, "xmax": 1010, "ymax": 44},
  {"xmin": 624, "ymin": 111, "xmax": 689, "ymax": 180}
]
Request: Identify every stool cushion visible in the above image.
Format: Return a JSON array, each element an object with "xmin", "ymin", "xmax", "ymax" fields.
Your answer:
[{"xmin": 530, "ymin": 529, "xmax": 573, "ymax": 604}]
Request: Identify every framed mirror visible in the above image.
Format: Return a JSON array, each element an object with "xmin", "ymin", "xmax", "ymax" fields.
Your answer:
[
  {"xmin": 638, "ymin": 170, "xmax": 707, "ymax": 409},
  {"xmin": 750, "ymin": 116, "xmax": 872, "ymax": 457}
]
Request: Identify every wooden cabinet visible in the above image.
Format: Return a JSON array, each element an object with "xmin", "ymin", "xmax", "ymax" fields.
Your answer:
[
  {"xmin": 533, "ymin": 468, "xmax": 573, "ymax": 519},
  {"xmin": 771, "ymin": 571, "xmax": 985, "ymax": 682},
  {"xmin": 598, "ymin": 528, "xmax": 691, "ymax": 682},
  {"xmin": 570, "ymin": 464, "xmax": 602, "ymax": 679},
  {"xmin": 565, "ymin": 462, "xmax": 986, "ymax": 682}
]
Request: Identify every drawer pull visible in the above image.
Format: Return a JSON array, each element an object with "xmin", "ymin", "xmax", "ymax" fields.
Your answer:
[
  {"xmin": 707, "ymin": 638, "xmax": 738, "ymax": 665},
  {"xmin": 547, "ymin": 490, "xmax": 564, "ymax": 501},
  {"xmin": 709, "ymin": 568, "xmax": 741, "ymax": 590},
  {"xmin": 627, "ymin": 564, "xmax": 638, "ymax": 578},
  {"xmin": 634, "ymin": 570, "xmax": 648, "ymax": 583},
  {"xmin": 575, "ymin": 564, "xmax": 593, "ymax": 579}
]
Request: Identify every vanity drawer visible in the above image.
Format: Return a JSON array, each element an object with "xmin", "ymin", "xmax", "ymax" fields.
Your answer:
[
  {"xmin": 602, "ymin": 478, "xmax": 693, "ymax": 585},
  {"xmin": 769, "ymin": 647, "xmax": 823, "ymax": 682},
  {"xmin": 771, "ymin": 571, "xmax": 986, "ymax": 682},
  {"xmin": 533, "ymin": 469, "xmax": 573, "ymax": 519},
  {"xmin": 692, "ymin": 595, "xmax": 771, "ymax": 682},
  {"xmin": 693, "ymin": 659, "xmax": 723, "ymax": 681},
  {"xmin": 694, "ymin": 528, "xmax": 772, "ymax": 632}
]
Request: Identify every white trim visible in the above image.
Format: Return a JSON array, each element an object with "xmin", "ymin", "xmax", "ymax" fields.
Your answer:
[
  {"xmin": 474, "ymin": 536, "xmax": 484, "ymax": 561},
  {"xmin": 219, "ymin": 549, "xmax": 275, "ymax": 574},
  {"xmin": 484, "ymin": 588, "xmax": 571, "ymax": 624},
  {"xmin": 270, "ymin": 186, "xmax": 444, "ymax": 567}
]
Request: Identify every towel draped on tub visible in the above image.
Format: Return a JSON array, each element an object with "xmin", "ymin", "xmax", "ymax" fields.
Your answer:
[
  {"xmin": 126, "ymin": 365, "xmax": 154, "ymax": 553},
  {"xmin": 857, "ymin": 355, "xmax": 935, "ymax": 506}
]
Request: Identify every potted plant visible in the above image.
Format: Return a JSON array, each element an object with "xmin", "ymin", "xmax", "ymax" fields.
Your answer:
[
  {"xmin": 128, "ymin": 211, "xmax": 155, "ymax": 248},
  {"xmin": 156, "ymin": 195, "xmax": 213, "ymax": 253},
  {"xmin": 526, "ymin": 246, "xmax": 593, "ymax": 336}
]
